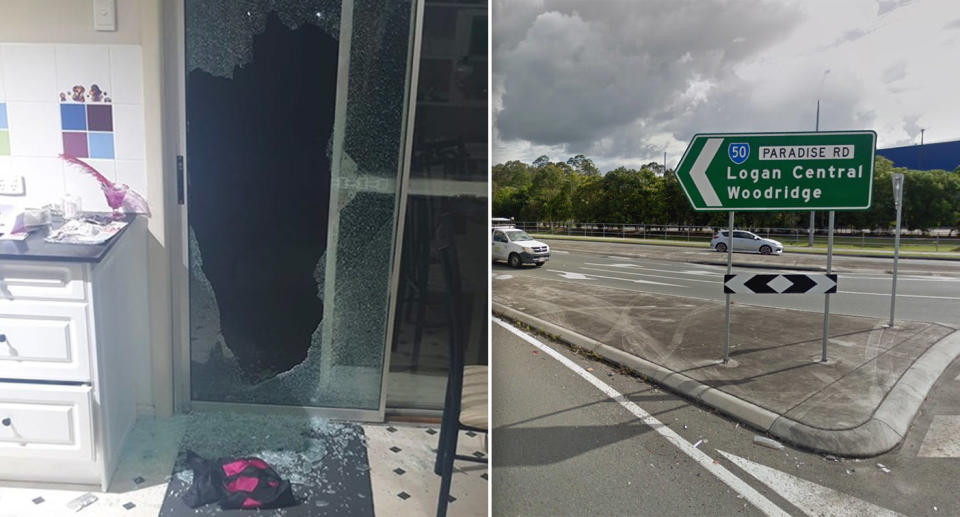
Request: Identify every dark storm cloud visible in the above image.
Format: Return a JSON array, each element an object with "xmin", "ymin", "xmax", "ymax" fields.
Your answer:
[
  {"xmin": 877, "ymin": 0, "xmax": 912, "ymax": 16},
  {"xmin": 882, "ymin": 61, "xmax": 908, "ymax": 83},
  {"xmin": 493, "ymin": 0, "xmax": 806, "ymax": 162}
]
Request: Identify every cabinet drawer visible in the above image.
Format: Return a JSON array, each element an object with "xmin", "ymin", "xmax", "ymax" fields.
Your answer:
[
  {"xmin": 0, "ymin": 302, "xmax": 91, "ymax": 382},
  {"xmin": 0, "ymin": 262, "xmax": 86, "ymax": 302},
  {"xmin": 0, "ymin": 382, "xmax": 94, "ymax": 462}
]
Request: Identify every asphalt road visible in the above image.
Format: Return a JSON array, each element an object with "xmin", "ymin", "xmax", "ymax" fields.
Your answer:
[
  {"xmin": 493, "ymin": 245, "xmax": 960, "ymax": 325},
  {"xmin": 492, "ymin": 320, "xmax": 960, "ymax": 517}
]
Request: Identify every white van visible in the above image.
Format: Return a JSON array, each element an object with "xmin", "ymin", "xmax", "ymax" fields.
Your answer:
[{"xmin": 491, "ymin": 221, "xmax": 550, "ymax": 268}]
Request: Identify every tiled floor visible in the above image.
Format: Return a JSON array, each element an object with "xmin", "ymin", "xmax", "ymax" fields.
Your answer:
[
  {"xmin": 0, "ymin": 418, "xmax": 487, "ymax": 517},
  {"xmin": 366, "ymin": 423, "xmax": 488, "ymax": 516}
]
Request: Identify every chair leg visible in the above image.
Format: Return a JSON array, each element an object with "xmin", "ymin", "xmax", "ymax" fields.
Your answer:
[
  {"xmin": 436, "ymin": 425, "xmax": 457, "ymax": 517},
  {"xmin": 434, "ymin": 389, "xmax": 456, "ymax": 475}
]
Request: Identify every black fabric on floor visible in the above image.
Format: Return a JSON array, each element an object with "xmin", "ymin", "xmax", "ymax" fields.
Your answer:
[{"xmin": 157, "ymin": 423, "xmax": 373, "ymax": 516}]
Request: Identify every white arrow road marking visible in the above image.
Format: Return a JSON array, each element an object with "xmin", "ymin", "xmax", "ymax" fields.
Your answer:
[
  {"xmin": 494, "ymin": 318, "xmax": 791, "ymax": 517},
  {"xmin": 552, "ymin": 270, "xmax": 592, "ymax": 280},
  {"xmin": 550, "ymin": 269, "xmax": 685, "ymax": 287},
  {"xmin": 583, "ymin": 263, "xmax": 722, "ymax": 283},
  {"xmin": 691, "ymin": 137, "xmax": 724, "ymax": 206},
  {"xmin": 717, "ymin": 450, "xmax": 905, "ymax": 517},
  {"xmin": 581, "ymin": 266, "xmax": 715, "ymax": 285},
  {"xmin": 918, "ymin": 415, "xmax": 960, "ymax": 457}
]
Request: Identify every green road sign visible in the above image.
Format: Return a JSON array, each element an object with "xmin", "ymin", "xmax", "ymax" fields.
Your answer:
[{"xmin": 674, "ymin": 131, "xmax": 876, "ymax": 211}]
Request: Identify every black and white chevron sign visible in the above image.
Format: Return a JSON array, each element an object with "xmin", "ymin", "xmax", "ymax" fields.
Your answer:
[{"xmin": 723, "ymin": 274, "xmax": 838, "ymax": 294}]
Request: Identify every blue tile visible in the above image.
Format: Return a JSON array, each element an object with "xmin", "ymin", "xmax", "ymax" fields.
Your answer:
[
  {"xmin": 88, "ymin": 132, "xmax": 115, "ymax": 159},
  {"xmin": 0, "ymin": 103, "xmax": 7, "ymax": 129},
  {"xmin": 61, "ymin": 104, "xmax": 86, "ymax": 130}
]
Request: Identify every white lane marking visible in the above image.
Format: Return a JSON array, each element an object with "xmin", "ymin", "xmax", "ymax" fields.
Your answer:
[
  {"xmin": 494, "ymin": 318, "xmax": 790, "ymax": 517},
  {"xmin": 917, "ymin": 415, "xmax": 960, "ymax": 457},
  {"xmin": 494, "ymin": 274, "xmax": 513, "ymax": 280},
  {"xmin": 555, "ymin": 271, "xmax": 592, "ymax": 280},
  {"xmin": 551, "ymin": 250, "xmax": 570, "ymax": 254},
  {"xmin": 840, "ymin": 291, "xmax": 960, "ymax": 300},
  {"xmin": 717, "ymin": 450, "xmax": 904, "ymax": 517},
  {"xmin": 581, "ymin": 266, "xmax": 717, "ymax": 284},
  {"xmin": 548, "ymin": 269, "xmax": 685, "ymax": 287},
  {"xmin": 844, "ymin": 275, "xmax": 960, "ymax": 282}
]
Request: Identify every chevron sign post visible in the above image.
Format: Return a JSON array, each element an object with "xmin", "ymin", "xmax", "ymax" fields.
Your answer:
[
  {"xmin": 674, "ymin": 131, "xmax": 876, "ymax": 211},
  {"xmin": 723, "ymin": 274, "xmax": 837, "ymax": 294}
]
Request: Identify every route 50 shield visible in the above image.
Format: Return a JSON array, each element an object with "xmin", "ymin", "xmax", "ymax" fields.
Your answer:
[{"xmin": 728, "ymin": 143, "xmax": 749, "ymax": 165}]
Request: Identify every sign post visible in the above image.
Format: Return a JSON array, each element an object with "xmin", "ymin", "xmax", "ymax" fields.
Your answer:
[
  {"xmin": 821, "ymin": 211, "xmax": 834, "ymax": 362},
  {"xmin": 889, "ymin": 173, "xmax": 905, "ymax": 327},
  {"xmin": 674, "ymin": 130, "xmax": 876, "ymax": 363},
  {"xmin": 723, "ymin": 211, "xmax": 733, "ymax": 363}
]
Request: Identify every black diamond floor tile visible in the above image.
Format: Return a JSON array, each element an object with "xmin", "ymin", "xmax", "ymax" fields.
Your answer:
[
  {"xmin": 32, "ymin": 497, "xmax": 44, "ymax": 505},
  {"xmin": 123, "ymin": 502, "xmax": 137, "ymax": 510},
  {"xmin": 390, "ymin": 446, "xmax": 402, "ymax": 453},
  {"xmin": 398, "ymin": 492, "xmax": 411, "ymax": 500},
  {"xmin": 393, "ymin": 468, "xmax": 406, "ymax": 476}
]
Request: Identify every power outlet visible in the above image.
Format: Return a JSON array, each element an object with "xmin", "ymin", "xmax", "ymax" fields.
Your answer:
[{"xmin": 0, "ymin": 175, "xmax": 25, "ymax": 196}]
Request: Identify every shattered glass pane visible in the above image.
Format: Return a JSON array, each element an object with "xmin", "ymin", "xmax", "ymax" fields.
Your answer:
[
  {"xmin": 186, "ymin": 0, "xmax": 341, "ymax": 79},
  {"xmin": 187, "ymin": 0, "xmax": 414, "ymax": 410}
]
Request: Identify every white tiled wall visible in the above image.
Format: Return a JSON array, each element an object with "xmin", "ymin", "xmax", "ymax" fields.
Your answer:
[{"xmin": 0, "ymin": 43, "xmax": 146, "ymax": 213}]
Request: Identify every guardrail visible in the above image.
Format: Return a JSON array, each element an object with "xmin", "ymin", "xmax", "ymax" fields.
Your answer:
[{"xmin": 508, "ymin": 222, "xmax": 960, "ymax": 252}]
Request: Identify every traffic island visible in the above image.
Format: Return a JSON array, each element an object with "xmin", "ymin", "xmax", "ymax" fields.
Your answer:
[
  {"xmin": 538, "ymin": 238, "xmax": 960, "ymax": 275},
  {"xmin": 493, "ymin": 275, "xmax": 960, "ymax": 457}
]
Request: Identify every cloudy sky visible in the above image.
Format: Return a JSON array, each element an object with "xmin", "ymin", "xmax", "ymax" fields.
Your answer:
[{"xmin": 492, "ymin": 0, "xmax": 960, "ymax": 172}]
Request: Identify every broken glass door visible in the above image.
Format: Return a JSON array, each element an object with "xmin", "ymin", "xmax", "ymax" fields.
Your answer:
[{"xmin": 185, "ymin": 0, "xmax": 418, "ymax": 412}]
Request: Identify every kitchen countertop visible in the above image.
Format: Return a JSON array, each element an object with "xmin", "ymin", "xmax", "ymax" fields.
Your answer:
[{"xmin": 0, "ymin": 214, "xmax": 141, "ymax": 263}]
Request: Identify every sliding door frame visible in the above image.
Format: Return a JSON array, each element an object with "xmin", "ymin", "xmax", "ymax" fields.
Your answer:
[{"xmin": 166, "ymin": 0, "xmax": 424, "ymax": 421}]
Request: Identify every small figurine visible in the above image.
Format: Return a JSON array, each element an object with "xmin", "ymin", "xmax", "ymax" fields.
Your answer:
[
  {"xmin": 88, "ymin": 84, "xmax": 108, "ymax": 103},
  {"xmin": 70, "ymin": 85, "xmax": 85, "ymax": 102}
]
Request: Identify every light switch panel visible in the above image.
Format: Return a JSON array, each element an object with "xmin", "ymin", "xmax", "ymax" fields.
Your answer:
[
  {"xmin": 94, "ymin": 0, "xmax": 117, "ymax": 32},
  {"xmin": 0, "ymin": 174, "xmax": 25, "ymax": 196}
]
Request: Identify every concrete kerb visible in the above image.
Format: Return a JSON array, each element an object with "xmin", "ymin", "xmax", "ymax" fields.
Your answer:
[
  {"xmin": 492, "ymin": 303, "xmax": 780, "ymax": 433},
  {"xmin": 493, "ymin": 302, "xmax": 960, "ymax": 457}
]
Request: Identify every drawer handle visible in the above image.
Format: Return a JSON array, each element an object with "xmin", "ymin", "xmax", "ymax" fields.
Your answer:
[{"xmin": 1, "ymin": 418, "xmax": 10, "ymax": 427}]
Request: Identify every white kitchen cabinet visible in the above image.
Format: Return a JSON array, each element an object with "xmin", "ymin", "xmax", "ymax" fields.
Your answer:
[{"xmin": 0, "ymin": 217, "xmax": 148, "ymax": 490}]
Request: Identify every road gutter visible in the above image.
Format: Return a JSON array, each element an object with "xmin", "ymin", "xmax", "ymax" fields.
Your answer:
[{"xmin": 494, "ymin": 302, "xmax": 960, "ymax": 457}]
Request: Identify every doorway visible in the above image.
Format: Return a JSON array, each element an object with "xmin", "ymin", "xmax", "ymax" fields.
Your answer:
[{"xmin": 179, "ymin": 0, "xmax": 422, "ymax": 418}]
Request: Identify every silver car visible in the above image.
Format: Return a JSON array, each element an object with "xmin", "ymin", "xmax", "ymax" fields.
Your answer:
[{"xmin": 710, "ymin": 230, "xmax": 783, "ymax": 255}]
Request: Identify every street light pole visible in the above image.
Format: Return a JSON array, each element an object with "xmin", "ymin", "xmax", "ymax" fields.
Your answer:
[
  {"xmin": 919, "ymin": 129, "xmax": 925, "ymax": 169},
  {"xmin": 809, "ymin": 71, "xmax": 828, "ymax": 247}
]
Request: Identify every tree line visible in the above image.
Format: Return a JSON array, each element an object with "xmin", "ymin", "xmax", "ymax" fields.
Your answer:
[{"xmin": 492, "ymin": 154, "xmax": 960, "ymax": 233}]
